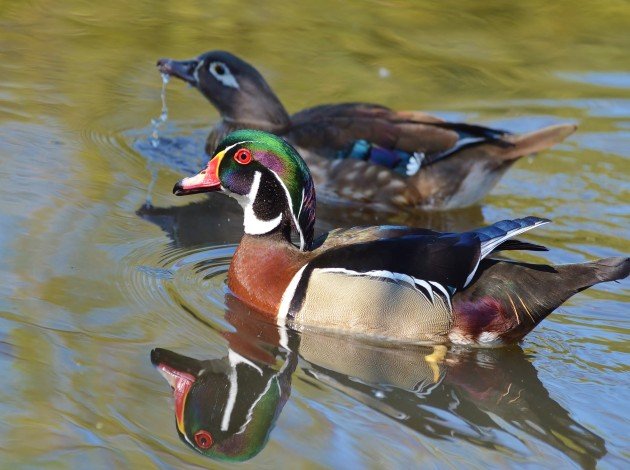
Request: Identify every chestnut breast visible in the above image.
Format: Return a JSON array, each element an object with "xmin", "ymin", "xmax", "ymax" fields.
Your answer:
[{"xmin": 228, "ymin": 234, "xmax": 308, "ymax": 319}]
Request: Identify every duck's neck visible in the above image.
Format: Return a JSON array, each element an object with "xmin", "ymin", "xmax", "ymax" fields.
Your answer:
[
  {"xmin": 220, "ymin": 83, "xmax": 291, "ymax": 131},
  {"xmin": 228, "ymin": 233, "xmax": 307, "ymax": 319}
]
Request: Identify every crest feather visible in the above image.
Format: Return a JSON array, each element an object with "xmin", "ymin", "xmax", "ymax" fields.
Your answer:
[{"xmin": 220, "ymin": 130, "xmax": 316, "ymax": 251}]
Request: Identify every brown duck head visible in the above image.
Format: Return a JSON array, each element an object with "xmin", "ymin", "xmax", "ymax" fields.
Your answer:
[{"xmin": 157, "ymin": 50, "xmax": 290, "ymax": 128}]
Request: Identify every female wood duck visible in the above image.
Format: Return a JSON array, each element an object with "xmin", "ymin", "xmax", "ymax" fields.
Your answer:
[
  {"xmin": 158, "ymin": 50, "xmax": 577, "ymax": 210},
  {"xmin": 173, "ymin": 130, "xmax": 629, "ymax": 345}
]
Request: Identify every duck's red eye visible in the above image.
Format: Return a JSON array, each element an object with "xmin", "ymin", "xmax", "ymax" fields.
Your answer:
[
  {"xmin": 194, "ymin": 430, "xmax": 213, "ymax": 449},
  {"xmin": 234, "ymin": 148, "xmax": 252, "ymax": 165}
]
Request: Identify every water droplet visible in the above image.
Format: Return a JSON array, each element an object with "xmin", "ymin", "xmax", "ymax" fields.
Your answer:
[
  {"xmin": 146, "ymin": 73, "xmax": 171, "ymax": 203},
  {"xmin": 149, "ymin": 73, "xmax": 170, "ymax": 148}
]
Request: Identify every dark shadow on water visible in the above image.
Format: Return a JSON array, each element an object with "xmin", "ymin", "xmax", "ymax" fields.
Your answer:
[
  {"xmin": 137, "ymin": 198, "xmax": 244, "ymax": 247},
  {"xmin": 130, "ymin": 128, "xmax": 207, "ymax": 176},
  {"xmin": 137, "ymin": 196, "xmax": 486, "ymax": 249},
  {"xmin": 151, "ymin": 294, "xmax": 606, "ymax": 467}
]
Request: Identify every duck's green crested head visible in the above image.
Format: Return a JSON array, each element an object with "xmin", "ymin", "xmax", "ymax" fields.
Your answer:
[{"xmin": 174, "ymin": 130, "xmax": 316, "ymax": 251}]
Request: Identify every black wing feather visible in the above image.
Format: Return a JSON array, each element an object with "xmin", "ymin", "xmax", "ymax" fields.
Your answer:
[
  {"xmin": 308, "ymin": 232, "xmax": 481, "ymax": 290},
  {"xmin": 494, "ymin": 239, "xmax": 549, "ymax": 253}
]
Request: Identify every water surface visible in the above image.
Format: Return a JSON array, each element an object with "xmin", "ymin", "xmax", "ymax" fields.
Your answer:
[{"xmin": 0, "ymin": 1, "xmax": 628, "ymax": 468}]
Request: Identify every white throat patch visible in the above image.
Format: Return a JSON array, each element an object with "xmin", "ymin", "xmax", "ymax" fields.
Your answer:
[{"xmin": 239, "ymin": 171, "xmax": 283, "ymax": 235}]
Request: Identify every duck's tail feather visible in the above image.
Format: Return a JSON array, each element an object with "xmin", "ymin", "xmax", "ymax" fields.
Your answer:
[
  {"xmin": 475, "ymin": 216, "xmax": 550, "ymax": 259},
  {"xmin": 454, "ymin": 257, "xmax": 630, "ymax": 343},
  {"xmin": 422, "ymin": 122, "xmax": 577, "ymax": 166},
  {"xmin": 583, "ymin": 256, "xmax": 630, "ymax": 285},
  {"xmin": 501, "ymin": 123, "xmax": 577, "ymax": 160}
]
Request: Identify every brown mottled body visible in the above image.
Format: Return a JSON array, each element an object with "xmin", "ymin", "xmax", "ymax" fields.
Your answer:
[
  {"xmin": 204, "ymin": 113, "xmax": 575, "ymax": 210},
  {"xmin": 158, "ymin": 52, "xmax": 576, "ymax": 210}
]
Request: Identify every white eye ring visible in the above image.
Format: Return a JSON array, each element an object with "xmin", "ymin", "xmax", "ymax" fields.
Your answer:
[{"xmin": 208, "ymin": 61, "xmax": 239, "ymax": 89}]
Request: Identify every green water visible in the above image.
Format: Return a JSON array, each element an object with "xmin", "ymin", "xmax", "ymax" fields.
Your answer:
[{"xmin": 0, "ymin": 1, "xmax": 628, "ymax": 468}]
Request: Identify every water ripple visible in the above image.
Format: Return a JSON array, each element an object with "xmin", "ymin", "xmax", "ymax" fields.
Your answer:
[{"xmin": 121, "ymin": 239, "xmax": 236, "ymax": 335}]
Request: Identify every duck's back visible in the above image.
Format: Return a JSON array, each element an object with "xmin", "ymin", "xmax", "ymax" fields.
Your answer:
[{"xmin": 288, "ymin": 102, "xmax": 460, "ymax": 157}]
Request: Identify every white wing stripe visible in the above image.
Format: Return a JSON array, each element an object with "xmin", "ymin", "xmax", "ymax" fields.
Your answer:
[
  {"xmin": 429, "ymin": 281, "xmax": 452, "ymax": 311},
  {"xmin": 480, "ymin": 219, "xmax": 549, "ymax": 259},
  {"xmin": 316, "ymin": 268, "xmax": 452, "ymax": 311},
  {"xmin": 413, "ymin": 279, "xmax": 435, "ymax": 304}
]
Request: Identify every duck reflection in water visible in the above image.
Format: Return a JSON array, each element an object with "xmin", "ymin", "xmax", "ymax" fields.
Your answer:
[
  {"xmin": 151, "ymin": 295, "xmax": 605, "ymax": 466},
  {"xmin": 151, "ymin": 299, "xmax": 299, "ymax": 461}
]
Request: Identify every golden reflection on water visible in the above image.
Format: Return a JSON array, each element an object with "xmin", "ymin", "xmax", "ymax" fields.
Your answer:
[{"xmin": 0, "ymin": 0, "xmax": 628, "ymax": 467}]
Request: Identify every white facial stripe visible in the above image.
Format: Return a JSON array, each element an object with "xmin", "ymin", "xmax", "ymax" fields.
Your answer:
[
  {"xmin": 193, "ymin": 61, "xmax": 202, "ymax": 84},
  {"xmin": 241, "ymin": 171, "xmax": 283, "ymax": 235},
  {"xmin": 221, "ymin": 350, "xmax": 263, "ymax": 432},
  {"xmin": 297, "ymin": 188, "xmax": 306, "ymax": 248},
  {"xmin": 221, "ymin": 362, "xmax": 238, "ymax": 432},
  {"xmin": 278, "ymin": 265, "xmax": 307, "ymax": 324},
  {"xmin": 268, "ymin": 169, "xmax": 305, "ymax": 251},
  {"xmin": 209, "ymin": 61, "xmax": 239, "ymax": 89},
  {"xmin": 221, "ymin": 140, "xmax": 253, "ymax": 155},
  {"xmin": 229, "ymin": 349, "xmax": 263, "ymax": 374},
  {"xmin": 236, "ymin": 375, "xmax": 274, "ymax": 435},
  {"xmin": 298, "ymin": 188, "xmax": 305, "ymax": 221}
]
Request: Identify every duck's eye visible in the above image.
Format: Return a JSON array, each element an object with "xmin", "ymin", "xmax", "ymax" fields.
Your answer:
[
  {"xmin": 194, "ymin": 430, "xmax": 213, "ymax": 449},
  {"xmin": 234, "ymin": 148, "xmax": 252, "ymax": 165},
  {"xmin": 208, "ymin": 61, "xmax": 239, "ymax": 89}
]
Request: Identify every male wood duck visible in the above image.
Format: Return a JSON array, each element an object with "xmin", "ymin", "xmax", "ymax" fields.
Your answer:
[
  {"xmin": 158, "ymin": 50, "xmax": 577, "ymax": 210},
  {"xmin": 173, "ymin": 130, "xmax": 629, "ymax": 345}
]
